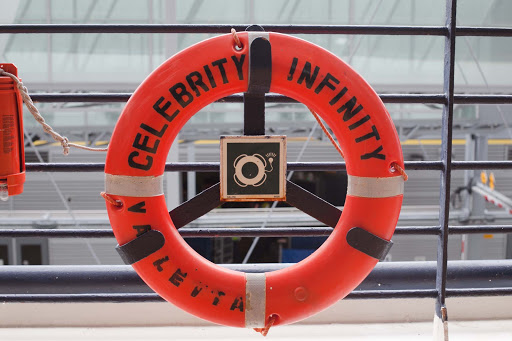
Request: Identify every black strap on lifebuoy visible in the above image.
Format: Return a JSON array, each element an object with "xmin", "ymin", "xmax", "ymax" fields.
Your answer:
[
  {"xmin": 244, "ymin": 25, "xmax": 272, "ymax": 136},
  {"xmin": 346, "ymin": 227, "xmax": 393, "ymax": 261},
  {"xmin": 115, "ymin": 230, "xmax": 166, "ymax": 265},
  {"xmin": 170, "ymin": 183, "xmax": 222, "ymax": 229},
  {"xmin": 246, "ymin": 26, "xmax": 272, "ymax": 94},
  {"xmin": 286, "ymin": 180, "xmax": 342, "ymax": 228}
]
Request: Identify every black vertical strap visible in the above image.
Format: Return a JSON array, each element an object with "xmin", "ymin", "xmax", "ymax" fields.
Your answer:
[
  {"xmin": 243, "ymin": 94, "xmax": 265, "ymax": 135},
  {"xmin": 246, "ymin": 37, "xmax": 272, "ymax": 94},
  {"xmin": 243, "ymin": 25, "xmax": 272, "ymax": 136}
]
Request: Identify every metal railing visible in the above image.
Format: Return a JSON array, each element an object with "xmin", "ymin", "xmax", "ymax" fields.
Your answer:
[
  {"xmin": 1, "ymin": 260, "xmax": 511, "ymax": 302},
  {"xmin": 1, "ymin": 0, "xmax": 512, "ymax": 337}
]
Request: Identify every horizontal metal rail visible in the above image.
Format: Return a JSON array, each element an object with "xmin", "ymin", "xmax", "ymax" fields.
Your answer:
[
  {"xmin": 0, "ymin": 291, "xmax": 440, "ymax": 302},
  {"xmin": 0, "ymin": 24, "xmax": 511, "ymax": 37},
  {"xmin": 0, "ymin": 24, "xmax": 449, "ymax": 35},
  {"xmin": 456, "ymin": 26, "xmax": 512, "ymax": 37},
  {"xmin": 448, "ymin": 225, "xmax": 512, "ymax": 234},
  {"xmin": 28, "ymin": 93, "xmax": 512, "ymax": 104},
  {"xmin": 0, "ymin": 260, "xmax": 509, "ymax": 301},
  {"xmin": 0, "ymin": 261, "xmax": 507, "ymax": 292},
  {"xmin": 24, "ymin": 160, "xmax": 512, "ymax": 173},
  {"xmin": 446, "ymin": 288, "xmax": 512, "ymax": 296},
  {"xmin": 0, "ymin": 227, "xmax": 427, "ymax": 238},
  {"xmin": 450, "ymin": 161, "xmax": 512, "ymax": 170},
  {"xmin": 452, "ymin": 94, "xmax": 512, "ymax": 104},
  {"xmin": 2, "ymin": 225, "xmax": 511, "ymax": 239},
  {"xmin": 6, "ymin": 288, "xmax": 507, "ymax": 302}
]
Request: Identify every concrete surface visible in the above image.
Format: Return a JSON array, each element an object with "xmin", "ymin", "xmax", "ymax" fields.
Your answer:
[{"xmin": 1, "ymin": 321, "xmax": 512, "ymax": 340}]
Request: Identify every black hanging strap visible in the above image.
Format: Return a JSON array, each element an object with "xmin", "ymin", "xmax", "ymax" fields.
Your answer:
[
  {"xmin": 346, "ymin": 227, "xmax": 393, "ymax": 261},
  {"xmin": 169, "ymin": 183, "xmax": 221, "ymax": 229},
  {"xmin": 286, "ymin": 181, "xmax": 342, "ymax": 228},
  {"xmin": 244, "ymin": 25, "xmax": 272, "ymax": 136},
  {"xmin": 115, "ymin": 230, "xmax": 165, "ymax": 265},
  {"xmin": 247, "ymin": 37, "xmax": 272, "ymax": 94}
]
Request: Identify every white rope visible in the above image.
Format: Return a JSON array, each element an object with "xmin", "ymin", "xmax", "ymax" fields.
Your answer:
[{"xmin": 0, "ymin": 68, "xmax": 108, "ymax": 155}]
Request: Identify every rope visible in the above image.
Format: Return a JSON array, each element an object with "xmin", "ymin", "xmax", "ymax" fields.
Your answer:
[
  {"xmin": 254, "ymin": 314, "xmax": 278, "ymax": 337},
  {"xmin": 0, "ymin": 68, "xmax": 108, "ymax": 155},
  {"xmin": 390, "ymin": 161, "xmax": 408, "ymax": 181},
  {"xmin": 308, "ymin": 107, "xmax": 345, "ymax": 159},
  {"xmin": 231, "ymin": 28, "xmax": 242, "ymax": 49},
  {"xmin": 100, "ymin": 192, "xmax": 122, "ymax": 207},
  {"xmin": 307, "ymin": 107, "xmax": 408, "ymax": 181}
]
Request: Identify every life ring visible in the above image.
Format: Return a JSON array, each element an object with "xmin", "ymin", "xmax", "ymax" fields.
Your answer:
[
  {"xmin": 233, "ymin": 154, "xmax": 267, "ymax": 187},
  {"xmin": 104, "ymin": 31, "xmax": 404, "ymax": 328}
]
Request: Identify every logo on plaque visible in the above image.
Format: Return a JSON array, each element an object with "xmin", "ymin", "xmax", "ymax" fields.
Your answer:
[{"xmin": 220, "ymin": 136, "xmax": 286, "ymax": 201}]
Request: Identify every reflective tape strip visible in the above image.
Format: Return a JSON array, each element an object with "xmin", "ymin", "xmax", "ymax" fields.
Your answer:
[
  {"xmin": 245, "ymin": 273, "xmax": 266, "ymax": 328},
  {"xmin": 248, "ymin": 31, "xmax": 270, "ymax": 45},
  {"xmin": 347, "ymin": 175, "xmax": 404, "ymax": 198},
  {"xmin": 105, "ymin": 174, "xmax": 164, "ymax": 197}
]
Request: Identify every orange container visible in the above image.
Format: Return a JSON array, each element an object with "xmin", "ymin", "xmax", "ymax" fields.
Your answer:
[{"xmin": 0, "ymin": 63, "xmax": 25, "ymax": 199}]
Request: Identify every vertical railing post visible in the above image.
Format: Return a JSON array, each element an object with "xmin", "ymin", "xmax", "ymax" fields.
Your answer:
[{"xmin": 435, "ymin": 0, "xmax": 457, "ymax": 340}]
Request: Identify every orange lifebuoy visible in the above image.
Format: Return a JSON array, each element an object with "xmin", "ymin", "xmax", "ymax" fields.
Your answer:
[{"xmin": 104, "ymin": 32, "xmax": 404, "ymax": 328}]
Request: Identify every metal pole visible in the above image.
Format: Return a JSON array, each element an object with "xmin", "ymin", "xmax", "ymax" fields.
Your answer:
[
  {"xmin": 46, "ymin": 0, "xmax": 53, "ymax": 84},
  {"xmin": 435, "ymin": 0, "xmax": 457, "ymax": 339}
]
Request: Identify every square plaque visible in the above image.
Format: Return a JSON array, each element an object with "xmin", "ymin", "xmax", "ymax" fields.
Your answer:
[{"xmin": 220, "ymin": 136, "xmax": 286, "ymax": 201}]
